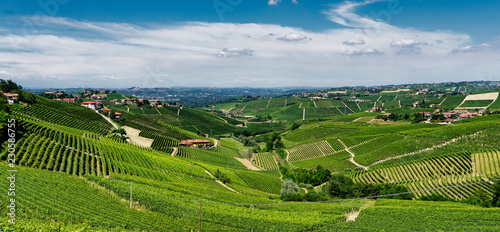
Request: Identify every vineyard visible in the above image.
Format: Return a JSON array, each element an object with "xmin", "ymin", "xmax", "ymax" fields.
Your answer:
[
  {"xmin": 292, "ymin": 151, "xmax": 357, "ymax": 172},
  {"xmin": 177, "ymin": 146, "xmax": 246, "ymax": 168},
  {"xmin": 325, "ymin": 199, "xmax": 500, "ymax": 231},
  {"xmin": 345, "ymin": 151, "xmax": 500, "ymax": 200},
  {"xmin": 252, "ymin": 152, "xmax": 279, "ymax": 170},
  {"xmin": 14, "ymin": 93, "xmax": 112, "ymax": 134},
  {"xmin": 287, "ymin": 140, "xmax": 339, "ymax": 162},
  {"xmin": 3, "ymin": 81, "xmax": 500, "ymax": 231}
]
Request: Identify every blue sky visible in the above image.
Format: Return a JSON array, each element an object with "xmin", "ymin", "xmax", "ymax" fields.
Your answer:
[{"xmin": 0, "ymin": 0, "xmax": 499, "ymax": 88}]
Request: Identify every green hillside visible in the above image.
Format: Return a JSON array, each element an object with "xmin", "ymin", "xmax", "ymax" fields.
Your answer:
[{"xmin": 2, "ymin": 80, "xmax": 500, "ymax": 231}]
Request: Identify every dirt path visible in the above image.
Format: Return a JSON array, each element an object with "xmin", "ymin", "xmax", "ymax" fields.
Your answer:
[
  {"xmin": 122, "ymin": 126, "xmax": 153, "ymax": 148},
  {"xmin": 370, "ymin": 131, "xmax": 481, "ymax": 166},
  {"xmin": 341, "ymin": 101, "xmax": 356, "ymax": 114},
  {"xmin": 352, "ymin": 117, "xmax": 362, "ymax": 122},
  {"xmin": 234, "ymin": 157, "xmax": 261, "ymax": 171},
  {"xmin": 345, "ymin": 200, "xmax": 375, "ymax": 222},
  {"xmin": 126, "ymin": 106, "xmax": 130, "ymax": 112},
  {"xmin": 213, "ymin": 139, "xmax": 219, "ymax": 147},
  {"xmin": 95, "ymin": 110, "xmax": 119, "ymax": 129},
  {"xmin": 171, "ymin": 147, "xmax": 178, "ymax": 157},
  {"xmin": 214, "ymin": 115, "xmax": 228, "ymax": 124},
  {"xmin": 204, "ymin": 170, "xmax": 239, "ymax": 193},
  {"xmin": 266, "ymin": 97, "xmax": 272, "ymax": 109},
  {"xmin": 240, "ymin": 103, "xmax": 248, "ymax": 112},
  {"xmin": 313, "ymin": 100, "xmax": 317, "ymax": 108},
  {"xmin": 356, "ymin": 102, "xmax": 361, "ymax": 111},
  {"xmin": 303, "ymin": 108, "xmax": 306, "ymax": 120},
  {"xmin": 438, "ymin": 97, "xmax": 447, "ymax": 106},
  {"xmin": 338, "ymin": 139, "xmax": 368, "ymax": 170},
  {"xmin": 156, "ymin": 108, "xmax": 162, "ymax": 115}
]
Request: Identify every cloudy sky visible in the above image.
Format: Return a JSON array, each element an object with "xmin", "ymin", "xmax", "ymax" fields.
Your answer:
[{"xmin": 0, "ymin": 0, "xmax": 499, "ymax": 88}]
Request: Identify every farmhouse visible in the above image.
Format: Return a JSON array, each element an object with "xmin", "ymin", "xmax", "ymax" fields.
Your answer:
[
  {"xmin": 121, "ymin": 99, "xmax": 135, "ymax": 104},
  {"xmin": 179, "ymin": 139, "xmax": 210, "ymax": 147},
  {"xmin": 80, "ymin": 101, "xmax": 99, "ymax": 110},
  {"xmin": 3, "ymin": 93, "xmax": 18, "ymax": 104},
  {"xmin": 114, "ymin": 112, "xmax": 122, "ymax": 119},
  {"xmin": 63, "ymin": 98, "xmax": 75, "ymax": 103}
]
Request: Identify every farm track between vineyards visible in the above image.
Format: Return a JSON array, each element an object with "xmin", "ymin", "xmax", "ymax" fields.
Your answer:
[
  {"xmin": 338, "ymin": 139, "xmax": 368, "ymax": 170},
  {"xmin": 204, "ymin": 170, "xmax": 240, "ymax": 193},
  {"xmin": 96, "ymin": 110, "xmax": 119, "ymax": 129},
  {"xmin": 370, "ymin": 131, "xmax": 482, "ymax": 167}
]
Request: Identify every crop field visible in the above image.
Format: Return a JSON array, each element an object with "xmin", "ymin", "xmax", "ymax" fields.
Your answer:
[
  {"xmin": 153, "ymin": 106, "xmax": 237, "ymax": 135},
  {"xmin": 346, "ymin": 151, "xmax": 500, "ymax": 200},
  {"xmin": 233, "ymin": 170, "xmax": 282, "ymax": 194},
  {"xmin": 14, "ymin": 93, "xmax": 112, "ymax": 134},
  {"xmin": 287, "ymin": 140, "xmax": 338, "ymax": 162},
  {"xmin": 458, "ymin": 100, "xmax": 494, "ymax": 108},
  {"xmin": 252, "ymin": 152, "xmax": 278, "ymax": 170},
  {"xmin": 325, "ymin": 199, "xmax": 500, "ymax": 231},
  {"xmin": 438, "ymin": 95, "xmax": 467, "ymax": 109},
  {"xmin": 292, "ymin": 151, "xmax": 356, "ymax": 172},
  {"xmin": 177, "ymin": 147, "xmax": 245, "ymax": 168}
]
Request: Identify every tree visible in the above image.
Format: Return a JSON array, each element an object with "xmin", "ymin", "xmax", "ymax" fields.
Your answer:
[
  {"xmin": 280, "ymin": 179, "xmax": 302, "ymax": 201},
  {"xmin": 0, "ymin": 79, "xmax": 22, "ymax": 92},
  {"xmin": 492, "ymin": 181, "xmax": 500, "ymax": 207},
  {"xmin": 467, "ymin": 189, "xmax": 492, "ymax": 207}
]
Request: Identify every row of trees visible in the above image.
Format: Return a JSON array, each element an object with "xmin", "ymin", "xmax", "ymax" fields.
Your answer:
[{"xmin": 377, "ymin": 112, "xmax": 427, "ymax": 123}]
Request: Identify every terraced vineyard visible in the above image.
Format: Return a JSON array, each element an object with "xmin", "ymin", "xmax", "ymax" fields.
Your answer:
[
  {"xmin": 292, "ymin": 151, "xmax": 357, "ymax": 172},
  {"xmin": 346, "ymin": 151, "xmax": 500, "ymax": 200},
  {"xmin": 233, "ymin": 170, "xmax": 282, "ymax": 194},
  {"xmin": 14, "ymin": 93, "xmax": 112, "ymax": 134},
  {"xmin": 287, "ymin": 140, "xmax": 338, "ymax": 162},
  {"xmin": 177, "ymin": 146, "xmax": 245, "ymax": 168},
  {"xmin": 252, "ymin": 152, "xmax": 278, "ymax": 170}
]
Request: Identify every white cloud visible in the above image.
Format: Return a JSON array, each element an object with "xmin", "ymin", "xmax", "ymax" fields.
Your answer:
[
  {"xmin": 0, "ymin": 1, "xmax": 498, "ymax": 88},
  {"xmin": 216, "ymin": 48, "xmax": 254, "ymax": 57},
  {"xmin": 268, "ymin": 0, "xmax": 281, "ymax": 6},
  {"xmin": 276, "ymin": 33, "xmax": 308, "ymax": 41},
  {"xmin": 343, "ymin": 48, "xmax": 383, "ymax": 56},
  {"xmin": 450, "ymin": 43, "xmax": 496, "ymax": 54},
  {"xmin": 390, "ymin": 39, "xmax": 428, "ymax": 54},
  {"xmin": 268, "ymin": 0, "xmax": 298, "ymax": 6},
  {"xmin": 343, "ymin": 38, "xmax": 365, "ymax": 46}
]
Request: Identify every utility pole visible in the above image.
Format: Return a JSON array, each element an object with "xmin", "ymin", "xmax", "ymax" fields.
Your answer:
[
  {"xmin": 199, "ymin": 200, "xmax": 203, "ymax": 232},
  {"xmin": 130, "ymin": 182, "xmax": 133, "ymax": 208},
  {"xmin": 108, "ymin": 174, "xmax": 111, "ymax": 196}
]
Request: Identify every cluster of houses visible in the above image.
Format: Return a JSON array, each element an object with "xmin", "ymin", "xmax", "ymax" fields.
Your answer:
[{"xmin": 110, "ymin": 98, "xmax": 161, "ymax": 106}]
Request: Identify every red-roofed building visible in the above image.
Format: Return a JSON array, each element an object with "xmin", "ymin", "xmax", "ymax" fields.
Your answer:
[
  {"xmin": 114, "ymin": 112, "xmax": 122, "ymax": 119},
  {"xmin": 3, "ymin": 93, "xmax": 19, "ymax": 104},
  {"xmin": 81, "ymin": 101, "xmax": 98, "ymax": 110},
  {"xmin": 63, "ymin": 98, "xmax": 75, "ymax": 103}
]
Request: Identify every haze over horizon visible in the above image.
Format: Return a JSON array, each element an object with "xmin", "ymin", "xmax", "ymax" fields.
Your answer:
[{"xmin": 0, "ymin": 0, "xmax": 499, "ymax": 88}]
